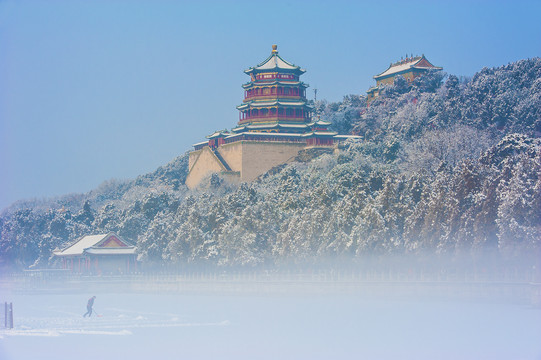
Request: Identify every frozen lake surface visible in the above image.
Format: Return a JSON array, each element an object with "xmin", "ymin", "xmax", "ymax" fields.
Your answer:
[{"xmin": 1, "ymin": 289, "xmax": 540, "ymax": 360}]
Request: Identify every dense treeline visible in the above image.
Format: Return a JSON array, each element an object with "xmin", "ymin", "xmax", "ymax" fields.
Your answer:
[{"xmin": 1, "ymin": 58, "xmax": 540, "ymax": 270}]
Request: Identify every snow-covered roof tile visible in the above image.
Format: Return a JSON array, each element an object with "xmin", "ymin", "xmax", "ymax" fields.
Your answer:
[
  {"xmin": 301, "ymin": 131, "xmax": 338, "ymax": 137},
  {"xmin": 374, "ymin": 55, "xmax": 442, "ymax": 79},
  {"xmin": 84, "ymin": 247, "xmax": 136, "ymax": 255},
  {"xmin": 308, "ymin": 120, "xmax": 332, "ymax": 126},
  {"xmin": 192, "ymin": 140, "xmax": 208, "ymax": 147},
  {"xmin": 225, "ymin": 132, "xmax": 303, "ymax": 140},
  {"xmin": 206, "ymin": 130, "xmax": 231, "ymax": 139},
  {"xmin": 334, "ymin": 135, "xmax": 362, "ymax": 140},
  {"xmin": 278, "ymin": 123, "xmax": 309, "ymax": 128},
  {"xmin": 245, "ymin": 45, "xmax": 305, "ymax": 74},
  {"xmin": 245, "ymin": 123, "xmax": 279, "ymax": 129},
  {"xmin": 54, "ymin": 233, "xmax": 135, "ymax": 257},
  {"xmin": 54, "ymin": 234, "xmax": 108, "ymax": 256}
]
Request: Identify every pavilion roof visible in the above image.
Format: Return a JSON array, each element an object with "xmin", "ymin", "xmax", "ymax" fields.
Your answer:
[
  {"xmin": 366, "ymin": 86, "xmax": 379, "ymax": 94},
  {"xmin": 224, "ymin": 132, "xmax": 305, "ymax": 141},
  {"xmin": 245, "ymin": 45, "xmax": 305, "ymax": 75},
  {"xmin": 54, "ymin": 233, "xmax": 135, "ymax": 257},
  {"xmin": 192, "ymin": 140, "xmax": 208, "ymax": 147},
  {"xmin": 84, "ymin": 248, "xmax": 137, "ymax": 255},
  {"xmin": 232, "ymin": 120, "xmax": 329, "ymax": 131},
  {"xmin": 374, "ymin": 55, "xmax": 442, "ymax": 80},
  {"xmin": 206, "ymin": 130, "xmax": 231, "ymax": 139},
  {"xmin": 308, "ymin": 120, "xmax": 332, "ymax": 127},
  {"xmin": 334, "ymin": 134, "xmax": 362, "ymax": 140},
  {"xmin": 232, "ymin": 122, "xmax": 311, "ymax": 133},
  {"xmin": 301, "ymin": 130, "xmax": 338, "ymax": 137}
]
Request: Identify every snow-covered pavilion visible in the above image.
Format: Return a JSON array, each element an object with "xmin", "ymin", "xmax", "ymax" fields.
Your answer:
[
  {"xmin": 367, "ymin": 54, "xmax": 443, "ymax": 102},
  {"xmin": 53, "ymin": 233, "xmax": 137, "ymax": 274}
]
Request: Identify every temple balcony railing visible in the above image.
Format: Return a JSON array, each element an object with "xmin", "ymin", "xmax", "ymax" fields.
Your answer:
[
  {"xmin": 243, "ymin": 94, "xmax": 306, "ymax": 102},
  {"xmin": 238, "ymin": 114, "xmax": 309, "ymax": 123},
  {"xmin": 254, "ymin": 74, "xmax": 299, "ymax": 81},
  {"xmin": 223, "ymin": 133, "xmax": 306, "ymax": 145}
]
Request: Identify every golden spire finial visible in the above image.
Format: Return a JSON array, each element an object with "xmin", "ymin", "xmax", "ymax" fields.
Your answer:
[{"xmin": 272, "ymin": 44, "xmax": 278, "ymax": 53}]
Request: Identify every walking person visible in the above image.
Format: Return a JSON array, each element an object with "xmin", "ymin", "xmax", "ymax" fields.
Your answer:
[{"xmin": 83, "ymin": 296, "xmax": 96, "ymax": 317}]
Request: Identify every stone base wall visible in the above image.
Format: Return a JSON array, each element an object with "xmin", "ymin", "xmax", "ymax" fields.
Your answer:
[
  {"xmin": 186, "ymin": 140, "xmax": 309, "ymax": 189},
  {"xmin": 240, "ymin": 141, "xmax": 305, "ymax": 181},
  {"xmin": 186, "ymin": 147, "xmax": 228, "ymax": 189}
]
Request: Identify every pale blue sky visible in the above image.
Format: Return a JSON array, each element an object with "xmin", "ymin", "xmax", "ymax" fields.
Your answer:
[{"xmin": 1, "ymin": 0, "xmax": 540, "ymax": 210}]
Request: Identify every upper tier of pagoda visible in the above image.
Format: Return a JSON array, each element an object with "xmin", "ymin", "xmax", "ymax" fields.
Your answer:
[{"xmin": 237, "ymin": 45, "xmax": 312, "ymax": 127}]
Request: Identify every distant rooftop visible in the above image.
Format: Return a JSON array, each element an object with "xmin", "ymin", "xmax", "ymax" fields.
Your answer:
[
  {"xmin": 374, "ymin": 54, "xmax": 442, "ymax": 80},
  {"xmin": 54, "ymin": 233, "xmax": 136, "ymax": 257}
]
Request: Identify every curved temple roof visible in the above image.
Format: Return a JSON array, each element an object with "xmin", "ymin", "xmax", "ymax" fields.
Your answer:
[
  {"xmin": 245, "ymin": 45, "xmax": 305, "ymax": 75},
  {"xmin": 237, "ymin": 100, "xmax": 310, "ymax": 110},
  {"xmin": 54, "ymin": 233, "xmax": 136, "ymax": 257},
  {"xmin": 374, "ymin": 55, "xmax": 442, "ymax": 80}
]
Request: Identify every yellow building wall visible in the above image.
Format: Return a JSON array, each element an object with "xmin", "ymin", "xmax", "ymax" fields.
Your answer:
[
  {"xmin": 402, "ymin": 72, "xmax": 416, "ymax": 82},
  {"xmin": 216, "ymin": 142, "xmax": 243, "ymax": 172},
  {"xmin": 240, "ymin": 141, "xmax": 306, "ymax": 181},
  {"xmin": 185, "ymin": 147, "xmax": 228, "ymax": 189},
  {"xmin": 376, "ymin": 77, "xmax": 395, "ymax": 86},
  {"xmin": 188, "ymin": 149, "xmax": 202, "ymax": 172},
  {"xmin": 376, "ymin": 70, "xmax": 420, "ymax": 87},
  {"xmin": 186, "ymin": 140, "xmax": 307, "ymax": 188}
]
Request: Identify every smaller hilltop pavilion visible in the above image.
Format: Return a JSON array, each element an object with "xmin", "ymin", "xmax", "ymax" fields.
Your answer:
[
  {"xmin": 366, "ymin": 54, "xmax": 442, "ymax": 103},
  {"xmin": 53, "ymin": 233, "xmax": 137, "ymax": 274},
  {"xmin": 186, "ymin": 45, "xmax": 358, "ymax": 189}
]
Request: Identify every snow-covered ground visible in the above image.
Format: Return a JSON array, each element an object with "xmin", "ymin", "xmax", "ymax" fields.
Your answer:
[{"xmin": 1, "ymin": 288, "xmax": 540, "ymax": 360}]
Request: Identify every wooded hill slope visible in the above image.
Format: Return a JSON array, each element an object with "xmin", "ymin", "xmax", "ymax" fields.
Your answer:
[{"xmin": 1, "ymin": 58, "xmax": 539, "ymax": 270}]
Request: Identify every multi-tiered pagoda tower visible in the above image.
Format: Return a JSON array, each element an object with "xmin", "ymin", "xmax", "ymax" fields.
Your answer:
[
  {"xmin": 186, "ymin": 45, "xmax": 356, "ymax": 189},
  {"xmin": 237, "ymin": 44, "xmax": 311, "ymax": 128}
]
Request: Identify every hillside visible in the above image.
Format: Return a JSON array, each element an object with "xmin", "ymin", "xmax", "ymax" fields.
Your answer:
[{"xmin": 1, "ymin": 58, "xmax": 540, "ymax": 270}]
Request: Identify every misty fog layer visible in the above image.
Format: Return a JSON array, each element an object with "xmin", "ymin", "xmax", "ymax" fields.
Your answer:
[{"xmin": 1, "ymin": 282, "xmax": 541, "ymax": 360}]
